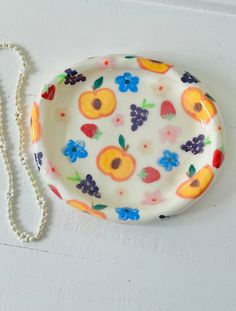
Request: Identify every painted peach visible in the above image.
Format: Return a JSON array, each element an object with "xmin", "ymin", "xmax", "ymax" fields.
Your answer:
[
  {"xmin": 137, "ymin": 57, "xmax": 172, "ymax": 74},
  {"xmin": 181, "ymin": 87, "xmax": 217, "ymax": 123},
  {"xmin": 176, "ymin": 165, "xmax": 214, "ymax": 199},
  {"xmin": 30, "ymin": 102, "xmax": 42, "ymax": 143},
  {"xmin": 67, "ymin": 199, "xmax": 107, "ymax": 219},
  {"xmin": 97, "ymin": 146, "xmax": 136, "ymax": 181},
  {"xmin": 78, "ymin": 88, "xmax": 116, "ymax": 119}
]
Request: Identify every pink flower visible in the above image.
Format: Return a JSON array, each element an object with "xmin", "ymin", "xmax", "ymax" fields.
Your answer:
[
  {"xmin": 215, "ymin": 122, "xmax": 223, "ymax": 132},
  {"xmin": 159, "ymin": 125, "xmax": 182, "ymax": 144},
  {"xmin": 116, "ymin": 187, "xmax": 128, "ymax": 197},
  {"xmin": 98, "ymin": 56, "xmax": 115, "ymax": 69},
  {"xmin": 152, "ymin": 83, "xmax": 165, "ymax": 96},
  {"xmin": 43, "ymin": 161, "xmax": 61, "ymax": 179},
  {"xmin": 112, "ymin": 114, "xmax": 124, "ymax": 127},
  {"xmin": 137, "ymin": 139, "xmax": 153, "ymax": 155},
  {"xmin": 142, "ymin": 189, "xmax": 165, "ymax": 205},
  {"xmin": 55, "ymin": 107, "xmax": 69, "ymax": 122}
]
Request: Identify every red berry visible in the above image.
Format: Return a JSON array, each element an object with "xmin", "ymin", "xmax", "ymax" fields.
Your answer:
[
  {"xmin": 81, "ymin": 124, "xmax": 102, "ymax": 139},
  {"xmin": 41, "ymin": 84, "xmax": 56, "ymax": 100},
  {"xmin": 49, "ymin": 185, "xmax": 62, "ymax": 199},
  {"xmin": 81, "ymin": 124, "xmax": 97, "ymax": 138},
  {"xmin": 212, "ymin": 149, "xmax": 224, "ymax": 168},
  {"xmin": 139, "ymin": 167, "xmax": 161, "ymax": 183},
  {"xmin": 160, "ymin": 100, "xmax": 176, "ymax": 120}
]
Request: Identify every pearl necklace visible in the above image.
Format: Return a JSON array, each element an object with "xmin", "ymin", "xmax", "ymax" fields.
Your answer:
[{"xmin": 0, "ymin": 43, "xmax": 47, "ymax": 242}]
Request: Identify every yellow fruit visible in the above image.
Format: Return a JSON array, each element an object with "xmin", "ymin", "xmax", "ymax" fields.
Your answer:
[
  {"xmin": 137, "ymin": 57, "xmax": 172, "ymax": 74},
  {"xmin": 67, "ymin": 199, "xmax": 107, "ymax": 219},
  {"xmin": 181, "ymin": 87, "xmax": 217, "ymax": 123},
  {"xmin": 78, "ymin": 88, "xmax": 116, "ymax": 119},
  {"xmin": 177, "ymin": 165, "xmax": 214, "ymax": 199},
  {"xmin": 96, "ymin": 146, "xmax": 136, "ymax": 181},
  {"xmin": 30, "ymin": 102, "xmax": 42, "ymax": 143}
]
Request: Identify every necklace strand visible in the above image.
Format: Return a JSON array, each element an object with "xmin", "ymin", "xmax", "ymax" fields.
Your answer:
[{"xmin": 0, "ymin": 43, "xmax": 47, "ymax": 242}]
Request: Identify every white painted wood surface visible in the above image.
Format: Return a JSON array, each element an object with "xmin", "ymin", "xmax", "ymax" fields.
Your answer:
[{"xmin": 0, "ymin": 0, "xmax": 236, "ymax": 310}]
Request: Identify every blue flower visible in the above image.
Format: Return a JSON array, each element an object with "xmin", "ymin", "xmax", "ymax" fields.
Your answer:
[
  {"xmin": 115, "ymin": 207, "xmax": 140, "ymax": 221},
  {"xmin": 62, "ymin": 139, "xmax": 88, "ymax": 163},
  {"xmin": 157, "ymin": 150, "xmax": 179, "ymax": 172},
  {"xmin": 115, "ymin": 72, "xmax": 139, "ymax": 93}
]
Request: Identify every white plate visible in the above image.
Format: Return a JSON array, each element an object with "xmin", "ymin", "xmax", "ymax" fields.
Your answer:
[{"xmin": 30, "ymin": 54, "xmax": 225, "ymax": 222}]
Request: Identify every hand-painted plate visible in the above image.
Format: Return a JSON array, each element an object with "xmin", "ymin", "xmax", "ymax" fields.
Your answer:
[{"xmin": 31, "ymin": 54, "xmax": 225, "ymax": 222}]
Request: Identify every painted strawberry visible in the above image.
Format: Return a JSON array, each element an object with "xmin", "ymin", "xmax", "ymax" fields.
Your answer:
[
  {"xmin": 212, "ymin": 148, "xmax": 224, "ymax": 168},
  {"xmin": 160, "ymin": 100, "xmax": 176, "ymax": 120},
  {"xmin": 81, "ymin": 124, "xmax": 102, "ymax": 140},
  {"xmin": 139, "ymin": 167, "xmax": 161, "ymax": 183},
  {"xmin": 49, "ymin": 184, "xmax": 62, "ymax": 199},
  {"xmin": 41, "ymin": 84, "xmax": 56, "ymax": 100}
]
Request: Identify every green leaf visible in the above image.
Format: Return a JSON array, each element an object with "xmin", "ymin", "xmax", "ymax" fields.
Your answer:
[
  {"xmin": 204, "ymin": 136, "xmax": 211, "ymax": 145},
  {"xmin": 57, "ymin": 73, "xmax": 67, "ymax": 79},
  {"xmin": 42, "ymin": 84, "xmax": 48, "ymax": 93},
  {"xmin": 163, "ymin": 114, "xmax": 175, "ymax": 121},
  {"xmin": 119, "ymin": 134, "xmax": 126, "ymax": 150},
  {"xmin": 93, "ymin": 76, "xmax": 103, "ymax": 90},
  {"xmin": 67, "ymin": 177, "xmax": 78, "ymax": 182},
  {"xmin": 56, "ymin": 73, "xmax": 67, "ymax": 84},
  {"xmin": 75, "ymin": 171, "xmax": 81, "ymax": 178},
  {"xmin": 141, "ymin": 98, "xmax": 155, "ymax": 109},
  {"xmin": 205, "ymin": 93, "xmax": 215, "ymax": 102},
  {"xmin": 220, "ymin": 145, "xmax": 225, "ymax": 153},
  {"xmin": 188, "ymin": 164, "xmax": 196, "ymax": 177},
  {"xmin": 125, "ymin": 55, "xmax": 136, "ymax": 59},
  {"xmin": 93, "ymin": 130, "xmax": 103, "ymax": 140},
  {"xmin": 92, "ymin": 204, "xmax": 108, "ymax": 210},
  {"xmin": 138, "ymin": 170, "xmax": 147, "ymax": 180},
  {"xmin": 144, "ymin": 103, "xmax": 155, "ymax": 109},
  {"xmin": 67, "ymin": 171, "xmax": 81, "ymax": 182},
  {"xmin": 141, "ymin": 98, "xmax": 147, "ymax": 108}
]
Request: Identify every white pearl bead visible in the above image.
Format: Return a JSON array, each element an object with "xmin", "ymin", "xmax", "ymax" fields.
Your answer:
[{"xmin": 0, "ymin": 43, "xmax": 48, "ymax": 242}]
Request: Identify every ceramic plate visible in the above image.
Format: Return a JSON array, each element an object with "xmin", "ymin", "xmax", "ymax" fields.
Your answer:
[{"xmin": 31, "ymin": 54, "xmax": 225, "ymax": 223}]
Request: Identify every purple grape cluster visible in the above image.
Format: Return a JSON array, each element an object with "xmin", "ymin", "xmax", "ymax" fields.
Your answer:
[
  {"xmin": 76, "ymin": 174, "xmax": 101, "ymax": 198},
  {"xmin": 181, "ymin": 134, "xmax": 205, "ymax": 155},
  {"xmin": 34, "ymin": 152, "xmax": 43, "ymax": 171},
  {"xmin": 130, "ymin": 104, "xmax": 149, "ymax": 131},
  {"xmin": 64, "ymin": 68, "xmax": 86, "ymax": 85},
  {"xmin": 181, "ymin": 71, "xmax": 199, "ymax": 84}
]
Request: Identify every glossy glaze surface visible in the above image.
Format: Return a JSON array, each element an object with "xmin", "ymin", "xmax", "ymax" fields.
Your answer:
[{"xmin": 31, "ymin": 55, "xmax": 225, "ymax": 222}]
